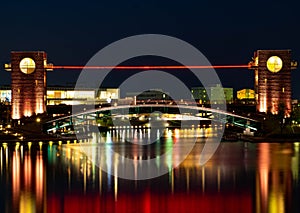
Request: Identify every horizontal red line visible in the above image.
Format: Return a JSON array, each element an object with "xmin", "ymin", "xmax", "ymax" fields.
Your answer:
[{"xmin": 48, "ymin": 65, "xmax": 250, "ymax": 70}]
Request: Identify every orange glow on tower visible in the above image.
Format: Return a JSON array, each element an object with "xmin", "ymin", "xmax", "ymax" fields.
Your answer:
[
  {"xmin": 7, "ymin": 52, "xmax": 49, "ymax": 119},
  {"xmin": 249, "ymin": 50, "xmax": 297, "ymax": 115}
]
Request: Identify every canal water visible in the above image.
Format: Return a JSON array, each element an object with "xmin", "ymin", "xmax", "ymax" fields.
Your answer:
[{"xmin": 0, "ymin": 128, "xmax": 300, "ymax": 213}]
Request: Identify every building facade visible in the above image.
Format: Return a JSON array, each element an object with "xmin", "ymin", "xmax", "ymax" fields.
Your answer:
[
  {"xmin": 0, "ymin": 86, "xmax": 11, "ymax": 103},
  {"xmin": 0, "ymin": 86, "xmax": 120, "ymax": 106},
  {"xmin": 237, "ymin": 89, "xmax": 255, "ymax": 100},
  {"xmin": 249, "ymin": 50, "xmax": 297, "ymax": 115},
  {"xmin": 5, "ymin": 52, "xmax": 51, "ymax": 119},
  {"xmin": 46, "ymin": 87, "xmax": 119, "ymax": 105},
  {"xmin": 126, "ymin": 89, "xmax": 170, "ymax": 101},
  {"xmin": 191, "ymin": 85, "xmax": 233, "ymax": 104}
]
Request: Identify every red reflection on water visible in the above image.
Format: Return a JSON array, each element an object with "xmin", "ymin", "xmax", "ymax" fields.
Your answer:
[
  {"xmin": 35, "ymin": 153, "xmax": 44, "ymax": 212},
  {"xmin": 12, "ymin": 151, "xmax": 20, "ymax": 209},
  {"xmin": 24, "ymin": 155, "xmax": 32, "ymax": 189},
  {"xmin": 144, "ymin": 190, "xmax": 151, "ymax": 213},
  {"xmin": 258, "ymin": 143, "xmax": 270, "ymax": 213},
  {"xmin": 47, "ymin": 192, "xmax": 252, "ymax": 213}
]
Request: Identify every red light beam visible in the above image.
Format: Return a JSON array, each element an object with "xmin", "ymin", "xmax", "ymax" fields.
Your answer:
[{"xmin": 48, "ymin": 65, "xmax": 250, "ymax": 70}]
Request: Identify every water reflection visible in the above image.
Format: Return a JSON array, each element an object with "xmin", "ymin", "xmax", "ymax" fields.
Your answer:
[
  {"xmin": 257, "ymin": 143, "xmax": 295, "ymax": 213},
  {"xmin": 12, "ymin": 148, "xmax": 20, "ymax": 211},
  {"xmin": 0, "ymin": 128, "xmax": 300, "ymax": 212}
]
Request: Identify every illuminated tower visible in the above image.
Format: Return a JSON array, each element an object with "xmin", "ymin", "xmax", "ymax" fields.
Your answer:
[
  {"xmin": 5, "ymin": 51, "xmax": 52, "ymax": 119},
  {"xmin": 249, "ymin": 50, "xmax": 297, "ymax": 115}
]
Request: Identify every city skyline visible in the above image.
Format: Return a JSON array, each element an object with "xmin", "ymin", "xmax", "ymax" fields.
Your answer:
[
  {"xmin": 1, "ymin": 1, "xmax": 300, "ymax": 97},
  {"xmin": 1, "ymin": 2, "xmax": 300, "ymax": 212}
]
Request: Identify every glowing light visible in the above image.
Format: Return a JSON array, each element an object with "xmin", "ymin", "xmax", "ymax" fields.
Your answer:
[
  {"xmin": 269, "ymin": 190, "xmax": 284, "ymax": 213},
  {"xmin": 24, "ymin": 106, "xmax": 32, "ymax": 117},
  {"xmin": 3, "ymin": 143, "xmax": 7, "ymax": 149},
  {"xmin": 114, "ymin": 160, "xmax": 118, "ymax": 201},
  {"xmin": 259, "ymin": 94, "xmax": 267, "ymax": 113},
  {"xmin": 254, "ymin": 57, "xmax": 258, "ymax": 66},
  {"xmin": 24, "ymin": 154, "xmax": 32, "ymax": 189},
  {"xmin": 19, "ymin": 191, "xmax": 35, "ymax": 213},
  {"xmin": 28, "ymin": 142, "xmax": 32, "ymax": 150},
  {"xmin": 166, "ymin": 130, "xmax": 172, "ymax": 138},
  {"xmin": 266, "ymin": 56, "xmax": 283, "ymax": 73},
  {"xmin": 39, "ymin": 142, "xmax": 43, "ymax": 150},
  {"xmin": 12, "ymin": 151, "xmax": 20, "ymax": 208},
  {"xmin": 35, "ymin": 155, "xmax": 44, "ymax": 211},
  {"xmin": 258, "ymin": 143, "xmax": 270, "ymax": 213},
  {"xmin": 35, "ymin": 99, "xmax": 44, "ymax": 114},
  {"xmin": 19, "ymin": 58, "xmax": 36, "ymax": 74},
  {"xmin": 12, "ymin": 103, "xmax": 20, "ymax": 120},
  {"xmin": 49, "ymin": 64, "xmax": 250, "ymax": 70},
  {"xmin": 174, "ymin": 129, "xmax": 180, "ymax": 138},
  {"xmin": 15, "ymin": 142, "xmax": 20, "ymax": 151}
]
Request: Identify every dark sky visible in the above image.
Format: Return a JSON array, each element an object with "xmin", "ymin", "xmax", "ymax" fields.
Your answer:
[{"xmin": 1, "ymin": 0, "xmax": 300, "ymax": 97}]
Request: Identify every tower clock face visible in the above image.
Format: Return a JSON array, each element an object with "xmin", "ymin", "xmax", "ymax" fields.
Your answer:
[
  {"xmin": 19, "ymin": 57, "xmax": 36, "ymax": 74},
  {"xmin": 266, "ymin": 56, "xmax": 283, "ymax": 73}
]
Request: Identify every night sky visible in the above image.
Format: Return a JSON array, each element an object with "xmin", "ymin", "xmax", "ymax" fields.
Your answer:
[{"xmin": 1, "ymin": 0, "xmax": 300, "ymax": 98}]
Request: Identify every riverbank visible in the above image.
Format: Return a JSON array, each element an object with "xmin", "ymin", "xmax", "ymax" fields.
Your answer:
[{"xmin": 240, "ymin": 134, "xmax": 300, "ymax": 143}]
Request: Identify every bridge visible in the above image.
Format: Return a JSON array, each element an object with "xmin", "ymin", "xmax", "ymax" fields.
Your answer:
[
  {"xmin": 2, "ymin": 49, "xmax": 296, "ymax": 130},
  {"xmin": 43, "ymin": 103, "xmax": 260, "ymax": 134}
]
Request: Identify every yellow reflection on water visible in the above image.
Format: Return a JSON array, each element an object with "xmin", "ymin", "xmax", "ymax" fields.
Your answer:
[
  {"xmin": 292, "ymin": 143, "xmax": 299, "ymax": 182},
  {"xmin": 55, "ymin": 129, "xmax": 299, "ymax": 213},
  {"xmin": 256, "ymin": 143, "xmax": 294, "ymax": 213},
  {"xmin": 114, "ymin": 161, "xmax": 118, "ymax": 201},
  {"xmin": 19, "ymin": 191, "xmax": 35, "ymax": 213},
  {"xmin": 269, "ymin": 188, "xmax": 284, "ymax": 213},
  {"xmin": 35, "ymin": 154, "xmax": 44, "ymax": 212},
  {"xmin": 12, "ymin": 151, "xmax": 20, "ymax": 209}
]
